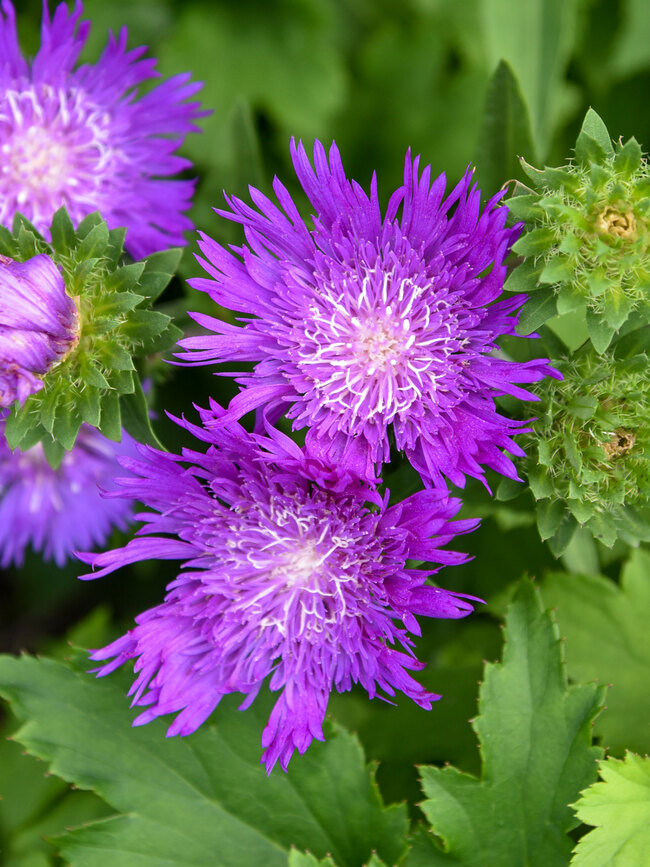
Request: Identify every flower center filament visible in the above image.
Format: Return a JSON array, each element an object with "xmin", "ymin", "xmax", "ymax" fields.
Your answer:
[{"xmin": 0, "ymin": 85, "xmax": 114, "ymax": 229}]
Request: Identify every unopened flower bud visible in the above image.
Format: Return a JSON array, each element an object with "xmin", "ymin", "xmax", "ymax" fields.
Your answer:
[{"xmin": 0, "ymin": 253, "xmax": 77, "ymax": 407}]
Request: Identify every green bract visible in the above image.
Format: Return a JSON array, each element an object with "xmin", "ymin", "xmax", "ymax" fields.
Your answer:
[
  {"xmin": 507, "ymin": 109, "xmax": 650, "ymax": 353},
  {"xmin": 524, "ymin": 337, "xmax": 650, "ymax": 552},
  {"xmin": 0, "ymin": 209, "xmax": 181, "ymax": 465}
]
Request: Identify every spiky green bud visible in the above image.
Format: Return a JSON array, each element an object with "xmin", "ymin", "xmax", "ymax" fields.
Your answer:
[
  {"xmin": 524, "ymin": 331, "xmax": 650, "ymax": 553},
  {"xmin": 506, "ymin": 109, "xmax": 650, "ymax": 353},
  {"xmin": 0, "ymin": 209, "xmax": 181, "ymax": 465}
]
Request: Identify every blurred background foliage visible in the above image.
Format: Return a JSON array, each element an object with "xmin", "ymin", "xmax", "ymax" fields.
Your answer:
[{"xmin": 2, "ymin": 0, "xmax": 650, "ymax": 861}]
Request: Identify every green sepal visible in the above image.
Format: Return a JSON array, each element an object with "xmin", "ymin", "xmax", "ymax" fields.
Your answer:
[
  {"xmin": 77, "ymin": 221, "xmax": 110, "ymax": 260},
  {"xmin": 41, "ymin": 436, "xmax": 65, "ymax": 470},
  {"xmin": 139, "ymin": 248, "xmax": 183, "ymax": 300},
  {"xmin": 546, "ymin": 510, "xmax": 578, "ymax": 557},
  {"xmin": 120, "ymin": 378, "xmax": 166, "ymax": 451},
  {"xmin": 536, "ymin": 498, "xmax": 565, "ymax": 540},
  {"xmin": 503, "ymin": 194, "xmax": 541, "ymax": 222},
  {"xmin": 575, "ymin": 109, "xmax": 614, "ymax": 166},
  {"xmin": 516, "ymin": 287, "xmax": 557, "ymax": 334},
  {"xmin": 98, "ymin": 391, "xmax": 122, "ymax": 442},
  {"xmin": 539, "ymin": 255, "xmax": 574, "ymax": 286},
  {"xmin": 602, "ymin": 287, "xmax": 633, "ymax": 330},
  {"xmin": 512, "ymin": 228, "xmax": 556, "ymax": 257},
  {"xmin": 586, "ymin": 307, "xmax": 617, "ymax": 353},
  {"xmin": 614, "ymin": 136, "xmax": 643, "ymax": 178},
  {"xmin": 503, "ymin": 258, "xmax": 543, "ymax": 293},
  {"xmin": 527, "ymin": 465, "xmax": 554, "ymax": 500},
  {"xmin": 52, "ymin": 403, "xmax": 84, "ymax": 451},
  {"xmin": 49, "ymin": 207, "xmax": 76, "ymax": 254}
]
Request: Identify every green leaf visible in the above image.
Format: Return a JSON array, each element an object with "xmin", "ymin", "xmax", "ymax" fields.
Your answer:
[
  {"xmin": 475, "ymin": 60, "xmax": 536, "ymax": 195},
  {"xmin": 602, "ymin": 288, "xmax": 632, "ymax": 331},
  {"xmin": 51, "ymin": 403, "xmax": 83, "ymax": 451},
  {"xmin": 417, "ymin": 579, "xmax": 604, "ymax": 866},
  {"xmin": 49, "ymin": 207, "xmax": 76, "ymax": 254},
  {"xmin": 586, "ymin": 307, "xmax": 617, "ymax": 353},
  {"xmin": 77, "ymin": 221, "xmax": 110, "ymax": 260},
  {"xmin": 516, "ymin": 287, "xmax": 557, "ymax": 334},
  {"xmin": 541, "ymin": 551, "xmax": 650, "ymax": 755},
  {"xmin": 574, "ymin": 109, "xmax": 615, "ymax": 166},
  {"xmin": 536, "ymin": 498, "xmax": 566, "ymax": 539},
  {"xmin": 120, "ymin": 379, "xmax": 165, "ymax": 450},
  {"xmin": 546, "ymin": 511, "xmax": 578, "ymax": 558},
  {"xmin": 614, "ymin": 137, "xmax": 643, "ymax": 179},
  {"xmin": 288, "ymin": 852, "xmax": 337, "ymax": 867},
  {"xmin": 139, "ymin": 249, "xmax": 182, "ymax": 300},
  {"xmin": 503, "ymin": 258, "xmax": 543, "ymax": 293},
  {"xmin": 571, "ymin": 753, "xmax": 650, "ymax": 867},
  {"xmin": 512, "ymin": 228, "xmax": 556, "ymax": 257},
  {"xmin": 98, "ymin": 391, "xmax": 122, "ymax": 441},
  {"xmin": 0, "ymin": 655, "xmax": 409, "ymax": 867},
  {"xmin": 479, "ymin": 0, "xmax": 580, "ymax": 157}
]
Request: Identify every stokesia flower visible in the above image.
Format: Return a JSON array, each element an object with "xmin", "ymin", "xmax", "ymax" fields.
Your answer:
[
  {"xmin": 0, "ymin": 0, "xmax": 206, "ymax": 258},
  {"xmin": 0, "ymin": 421, "xmax": 137, "ymax": 567},
  {"xmin": 0, "ymin": 252, "xmax": 77, "ymax": 407},
  {"xmin": 79, "ymin": 401, "xmax": 480, "ymax": 772},
  {"xmin": 178, "ymin": 140, "xmax": 559, "ymax": 488}
]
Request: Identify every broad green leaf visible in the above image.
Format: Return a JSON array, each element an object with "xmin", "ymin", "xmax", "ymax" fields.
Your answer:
[
  {"xmin": 541, "ymin": 551, "xmax": 650, "ymax": 754},
  {"xmin": 0, "ymin": 655, "xmax": 408, "ymax": 867},
  {"xmin": 479, "ymin": 0, "xmax": 580, "ymax": 156},
  {"xmin": 571, "ymin": 753, "xmax": 650, "ymax": 866},
  {"xmin": 609, "ymin": 0, "xmax": 650, "ymax": 78},
  {"xmin": 417, "ymin": 579, "xmax": 605, "ymax": 867},
  {"xmin": 475, "ymin": 60, "xmax": 536, "ymax": 196}
]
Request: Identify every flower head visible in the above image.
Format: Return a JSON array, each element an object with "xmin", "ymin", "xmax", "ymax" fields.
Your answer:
[
  {"xmin": 0, "ymin": 421, "xmax": 136, "ymax": 567},
  {"xmin": 178, "ymin": 140, "xmax": 556, "ymax": 488},
  {"xmin": 508, "ymin": 110, "xmax": 650, "ymax": 352},
  {"xmin": 0, "ymin": 0, "xmax": 206, "ymax": 258},
  {"xmin": 0, "ymin": 252, "xmax": 77, "ymax": 407},
  {"xmin": 80, "ymin": 402, "xmax": 480, "ymax": 772}
]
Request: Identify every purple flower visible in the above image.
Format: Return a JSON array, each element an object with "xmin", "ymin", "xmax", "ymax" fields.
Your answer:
[
  {"xmin": 0, "ymin": 253, "xmax": 77, "ymax": 407},
  {"xmin": 178, "ymin": 140, "xmax": 559, "ymax": 488},
  {"xmin": 79, "ymin": 402, "xmax": 480, "ymax": 772},
  {"xmin": 0, "ymin": 421, "xmax": 136, "ymax": 567},
  {"xmin": 0, "ymin": 0, "xmax": 206, "ymax": 258}
]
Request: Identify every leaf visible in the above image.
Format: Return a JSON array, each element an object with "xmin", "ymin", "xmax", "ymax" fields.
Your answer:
[
  {"xmin": 575, "ymin": 109, "xmax": 615, "ymax": 166},
  {"xmin": 571, "ymin": 753, "xmax": 650, "ymax": 867},
  {"xmin": 120, "ymin": 379, "xmax": 165, "ymax": 450},
  {"xmin": 586, "ymin": 306, "xmax": 617, "ymax": 353},
  {"xmin": 475, "ymin": 60, "xmax": 536, "ymax": 196},
  {"xmin": 541, "ymin": 551, "xmax": 650, "ymax": 754},
  {"xmin": 49, "ymin": 207, "xmax": 76, "ymax": 255},
  {"xmin": 417, "ymin": 579, "xmax": 605, "ymax": 867},
  {"xmin": 516, "ymin": 287, "xmax": 558, "ymax": 335},
  {"xmin": 479, "ymin": 0, "xmax": 580, "ymax": 157},
  {"xmin": 0, "ymin": 655, "xmax": 408, "ymax": 867}
]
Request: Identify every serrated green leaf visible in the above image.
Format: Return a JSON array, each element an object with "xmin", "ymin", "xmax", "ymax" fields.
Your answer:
[
  {"xmin": 570, "ymin": 753, "xmax": 650, "ymax": 867},
  {"xmin": 528, "ymin": 465, "xmax": 554, "ymax": 500},
  {"xmin": 80, "ymin": 357, "xmax": 110, "ymax": 389},
  {"xmin": 541, "ymin": 551, "xmax": 650, "ymax": 754},
  {"xmin": 41, "ymin": 436, "xmax": 64, "ymax": 470},
  {"xmin": 0, "ymin": 223, "xmax": 17, "ymax": 255},
  {"xmin": 98, "ymin": 391, "xmax": 122, "ymax": 441},
  {"xmin": 504, "ymin": 194, "xmax": 541, "ymax": 222},
  {"xmin": 122, "ymin": 309, "xmax": 171, "ymax": 343},
  {"xmin": 289, "ymin": 853, "xmax": 337, "ymax": 867},
  {"xmin": 77, "ymin": 386, "xmax": 101, "ymax": 428},
  {"xmin": 76, "ymin": 212, "xmax": 103, "ymax": 237},
  {"xmin": 3, "ymin": 405, "xmax": 38, "ymax": 450},
  {"xmin": 586, "ymin": 307, "xmax": 616, "ymax": 353},
  {"xmin": 516, "ymin": 287, "xmax": 557, "ymax": 334},
  {"xmin": 140, "ymin": 321, "xmax": 184, "ymax": 355},
  {"xmin": 475, "ymin": 60, "xmax": 536, "ymax": 195},
  {"xmin": 566, "ymin": 395, "xmax": 598, "ymax": 420},
  {"xmin": 575, "ymin": 109, "xmax": 614, "ymax": 166},
  {"xmin": 105, "ymin": 264, "xmax": 146, "ymax": 295},
  {"xmin": 555, "ymin": 286, "xmax": 585, "ymax": 315},
  {"xmin": 0, "ymin": 656, "xmax": 408, "ymax": 867},
  {"xmin": 417, "ymin": 579, "xmax": 604, "ymax": 867},
  {"xmin": 120, "ymin": 379, "xmax": 165, "ymax": 450},
  {"xmin": 104, "ymin": 343, "xmax": 136, "ymax": 372}
]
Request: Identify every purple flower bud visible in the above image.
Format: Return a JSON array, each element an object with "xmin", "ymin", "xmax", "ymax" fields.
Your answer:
[{"xmin": 0, "ymin": 253, "xmax": 78, "ymax": 407}]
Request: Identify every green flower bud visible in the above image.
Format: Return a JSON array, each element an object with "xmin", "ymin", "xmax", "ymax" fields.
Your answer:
[
  {"xmin": 0, "ymin": 209, "xmax": 181, "ymax": 465},
  {"xmin": 524, "ymin": 332, "xmax": 650, "ymax": 552},
  {"xmin": 507, "ymin": 110, "xmax": 650, "ymax": 353}
]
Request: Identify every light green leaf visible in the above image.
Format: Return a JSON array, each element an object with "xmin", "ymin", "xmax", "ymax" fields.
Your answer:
[
  {"xmin": 417, "ymin": 579, "xmax": 604, "ymax": 867},
  {"xmin": 120, "ymin": 378, "xmax": 165, "ymax": 450},
  {"xmin": 475, "ymin": 60, "xmax": 536, "ymax": 195},
  {"xmin": 575, "ymin": 109, "xmax": 615, "ymax": 165},
  {"xmin": 479, "ymin": 0, "xmax": 580, "ymax": 156},
  {"xmin": 571, "ymin": 753, "xmax": 650, "ymax": 866},
  {"xmin": 516, "ymin": 287, "xmax": 558, "ymax": 334},
  {"xmin": 0, "ymin": 655, "xmax": 408, "ymax": 867},
  {"xmin": 541, "ymin": 550, "xmax": 650, "ymax": 754}
]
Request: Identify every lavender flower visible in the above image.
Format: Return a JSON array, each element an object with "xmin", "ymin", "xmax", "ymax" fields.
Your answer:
[
  {"xmin": 0, "ymin": 0, "xmax": 206, "ymax": 258},
  {"xmin": 0, "ymin": 422, "xmax": 136, "ymax": 567},
  {"xmin": 80, "ymin": 402, "xmax": 480, "ymax": 772},
  {"xmin": 0, "ymin": 252, "xmax": 77, "ymax": 407},
  {"xmin": 179, "ymin": 141, "xmax": 558, "ymax": 488}
]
